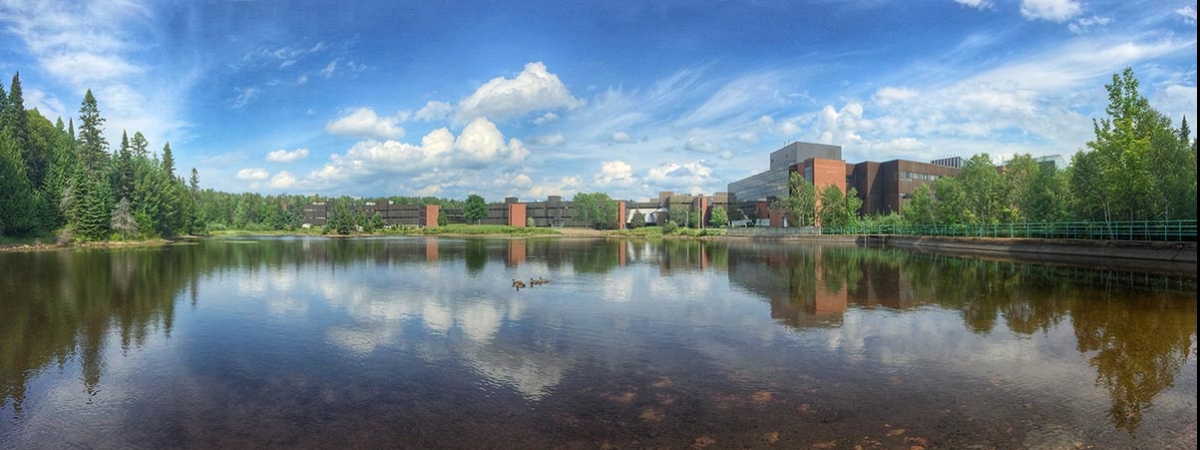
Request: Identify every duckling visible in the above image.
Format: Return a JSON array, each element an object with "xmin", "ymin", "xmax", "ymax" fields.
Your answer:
[
  {"xmin": 512, "ymin": 279, "xmax": 526, "ymax": 290},
  {"xmin": 529, "ymin": 277, "xmax": 542, "ymax": 286},
  {"xmin": 535, "ymin": 276, "xmax": 550, "ymax": 285}
]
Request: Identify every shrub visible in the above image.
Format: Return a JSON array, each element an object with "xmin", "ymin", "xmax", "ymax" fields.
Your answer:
[{"xmin": 662, "ymin": 221, "xmax": 678, "ymax": 234}]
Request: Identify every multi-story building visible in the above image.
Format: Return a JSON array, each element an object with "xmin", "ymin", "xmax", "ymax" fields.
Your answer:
[{"xmin": 729, "ymin": 141, "xmax": 963, "ymax": 223}]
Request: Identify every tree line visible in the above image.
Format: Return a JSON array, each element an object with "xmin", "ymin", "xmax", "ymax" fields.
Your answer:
[
  {"xmin": 0, "ymin": 72, "xmax": 201, "ymax": 241},
  {"xmin": 4, "ymin": 68, "xmax": 1192, "ymax": 240},
  {"xmin": 772, "ymin": 68, "xmax": 1196, "ymax": 228}
]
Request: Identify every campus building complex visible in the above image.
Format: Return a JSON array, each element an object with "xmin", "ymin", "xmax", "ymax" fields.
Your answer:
[
  {"xmin": 727, "ymin": 141, "xmax": 962, "ymax": 224},
  {"xmin": 300, "ymin": 141, "xmax": 963, "ymax": 229}
]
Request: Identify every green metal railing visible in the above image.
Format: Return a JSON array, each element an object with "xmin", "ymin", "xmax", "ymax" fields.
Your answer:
[{"xmin": 819, "ymin": 220, "xmax": 1197, "ymax": 241}]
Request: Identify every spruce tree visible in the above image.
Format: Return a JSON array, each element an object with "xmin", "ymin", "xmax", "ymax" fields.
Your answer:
[
  {"xmin": 77, "ymin": 90, "xmax": 108, "ymax": 177},
  {"xmin": 0, "ymin": 132, "xmax": 37, "ymax": 235},
  {"xmin": 6, "ymin": 72, "xmax": 39, "ymax": 187},
  {"xmin": 161, "ymin": 142, "xmax": 175, "ymax": 178},
  {"xmin": 117, "ymin": 130, "xmax": 134, "ymax": 200}
]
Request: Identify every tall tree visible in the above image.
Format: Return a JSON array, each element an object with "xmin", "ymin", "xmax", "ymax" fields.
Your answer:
[
  {"xmin": 5, "ymin": 72, "xmax": 38, "ymax": 188},
  {"xmin": 817, "ymin": 184, "xmax": 847, "ymax": 228},
  {"xmin": 771, "ymin": 171, "xmax": 816, "ymax": 227},
  {"xmin": 905, "ymin": 183, "xmax": 938, "ymax": 225},
  {"xmin": 0, "ymin": 132, "xmax": 37, "ymax": 235},
  {"xmin": 959, "ymin": 154, "xmax": 1007, "ymax": 223},
  {"xmin": 463, "ymin": 194, "xmax": 487, "ymax": 224},
  {"xmin": 1003, "ymin": 154, "xmax": 1040, "ymax": 222},
  {"xmin": 116, "ymin": 130, "xmax": 134, "ymax": 200},
  {"xmin": 130, "ymin": 131, "xmax": 149, "ymax": 158},
  {"xmin": 77, "ymin": 89, "xmax": 108, "ymax": 177},
  {"xmin": 160, "ymin": 142, "xmax": 175, "ymax": 178}
]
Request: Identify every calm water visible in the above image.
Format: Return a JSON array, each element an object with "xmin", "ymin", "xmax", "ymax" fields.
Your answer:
[{"xmin": 1, "ymin": 237, "xmax": 1195, "ymax": 449}]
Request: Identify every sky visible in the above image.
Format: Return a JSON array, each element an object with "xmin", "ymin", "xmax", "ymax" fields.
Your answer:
[{"xmin": 0, "ymin": 0, "xmax": 1195, "ymax": 201}]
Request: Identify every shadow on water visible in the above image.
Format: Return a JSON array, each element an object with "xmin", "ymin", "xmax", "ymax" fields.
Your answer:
[{"xmin": 0, "ymin": 237, "xmax": 1194, "ymax": 447}]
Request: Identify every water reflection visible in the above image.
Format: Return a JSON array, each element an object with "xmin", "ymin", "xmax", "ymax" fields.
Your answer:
[
  {"xmin": 0, "ymin": 237, "xmax": 1195, "ymax": 447},
  {"xmin": 724, "ymin": 241, "xmax": 1197, "ymax": 434}
]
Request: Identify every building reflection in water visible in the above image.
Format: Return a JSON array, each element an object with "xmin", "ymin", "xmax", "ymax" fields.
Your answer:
[{"xmin": 0, "ymin": 238, "xmax": 1194, "ymax": 437}]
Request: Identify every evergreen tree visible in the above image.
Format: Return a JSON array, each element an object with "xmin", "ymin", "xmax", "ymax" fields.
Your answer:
[
  {"xmin": 77, "ymin": 90, "xmax": 109, "ymax": 177},
  {"xmin": 116, "ymin": 130, "xmax": 134, "ymax": 200},
  {"xmin": 0, "ymin": 132, "xmax": 37, "ymax": 235},
  {"xmin": 131, "ymin": 131, "xmax": 149, "ymax": 158},
  {"xmin": 161, "ymin": 142, "xmax": 175, "ymax": 178},
  {"xmin": 189, "ymin": 168, "xmax": 200, "ymax": 198},
  {"xmin": 74, "ymin": 175, "xmax": 112, "ymax": 241},
  {"xmin": 6, "ymin": 72, "xmax": 39, "ymax": 188},
  {"xmin": 631, "ymin": 210, "xmax": 646, "ymax": 228}
]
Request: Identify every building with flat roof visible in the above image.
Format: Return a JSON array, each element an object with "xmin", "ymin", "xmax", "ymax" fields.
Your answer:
[{"xmin": 728, "ymin": 141, "xmax": 962, "ymax": 223}]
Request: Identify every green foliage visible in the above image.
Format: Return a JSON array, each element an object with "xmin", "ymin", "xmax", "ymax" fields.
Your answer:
[
  {"xmin": 160, "ymin": 142, "xmax": 175, "ymax": 179},
  {"xmin": 77, "ymin": 89, "xmax": 108, "ymax": 177},
  {"xmin": 667, "ymin": 203, "xmax": 690, "ymax": 228},
  {"xmin": 630, "ymin": 210, "xmax": 646, "ymax": 228},
  {"xmin": 818, "ymin": 184, "xmax": 847, "ymax": 228},
  {"xmin": 0, "ymin": 132, "xmax": 37, "ymax": 235},
  {"xmin": 1080, "ymin": 67, "xmax": 1196, "ymax": 221},
  {"xmin": 463, "ymin": 193, "xmax": 487, "ymax": 224},
  {"xmin": 662, "ymin": 221, "xmax": 678, "ymax": 234},
  {"xmin": 959, "ymin": 153, "xmax": 1008, "ymax": 224},
  {"xmin": 905, "ymin": 184, "xmax": 938, "ymax": 225},
  {"xmin": 74, "ymin": 176, "xmax": 112, "ymax": 241},
  {"xmin": 771, "ymin": 171, "xmax": 816, "ymax": 227},
  {"xmin": 572, "ymin": 192, "xmax": 618, "ymax": 229},
  {"xmin": 526, "ymin": 217, "xmax": 536, "ymax": 227},
  {"xmin": 437, "ymin": 209, "xmax": 448, "ymax": 226},
  {"xmin": 709, "ymin": 205, "xmax": 728, "ymax": 228},
  {"xmin": 329, "ymin": 201, "xmax": 354, "ymax": 235}
]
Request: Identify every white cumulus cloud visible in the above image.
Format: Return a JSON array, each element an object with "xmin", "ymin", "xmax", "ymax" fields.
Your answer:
[
  {"xmin": 416, "ymin": 101, "xmax": 453, "ymax": 122},
  {"xmin": 310, "ymin": 117, "xmax": 529, "ymax": 184},
  {"xmin": 596, "ymin": 160, "xmax": 635, "ymax": 186},
  {"xmin": 326, "ymin": 107, "xmax": 406, "ymax": 139},
  {"xmin": 1020, "ymin": 0, "xmax": 1081, "ymax": 22},
  {"xmin": 265, "ymin": 148, "xmax": 310, "ymax": 162},
  {"xmin": 268, "ymin": 171, "xmax": 297, "ymax": 189},
  {"xmin": 456, "ymin": 61, "xmax": 584, "ymax": 122},
  {"xmin": 236, "ymin": 168, "xmax": 270, "ymax": 181}
]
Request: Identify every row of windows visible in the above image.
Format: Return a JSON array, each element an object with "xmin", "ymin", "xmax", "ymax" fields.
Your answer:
[{"xmin": 899, "ymin": 171, "xmax": 941, "ymax": 181}]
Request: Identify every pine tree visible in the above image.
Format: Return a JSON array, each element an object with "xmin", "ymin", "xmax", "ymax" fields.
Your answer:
[
  {"xmin": 189, "ymin": 168, "xmax": 200, "ymax": 198},
  {"xmin": 73, "ymin": 173, "xmax": 112, "ymax": 241},
  {"xmin": 116, "ymin": 130, "xmax": 134, "ymax": 200},
  {"xmin": 131, "ymin": 131, "xmax": 149, "ymax": 158},
  {"xmin": 6, "ymin": 72, "xmax": 39, "ymax": 188},
  {"xmin": 161, "ymin": 142, "xmax": 175, "ymax": 178},
  {"xmin": 0, "ymin": 132, "xmax": 37, "ymax": 235},
  {"xmin": 77, "ymin": 90, "xmax": 108, "ymax": 177}
]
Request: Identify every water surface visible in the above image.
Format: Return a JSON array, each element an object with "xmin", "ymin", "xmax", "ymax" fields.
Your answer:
[{"xmin": 1, "ymin": 237, "xmax": 1195, "ymax": 449}]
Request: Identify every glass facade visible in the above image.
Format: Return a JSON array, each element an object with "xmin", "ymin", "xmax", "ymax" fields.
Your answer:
[{"xmin": 728, "ymin": 167, "xmax": 790, "ymax": 203}]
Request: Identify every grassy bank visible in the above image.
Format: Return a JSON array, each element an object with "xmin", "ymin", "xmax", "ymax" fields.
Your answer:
[{"xmin": 607, "ymin": 226, "xmax": 727, "ymax": 239}]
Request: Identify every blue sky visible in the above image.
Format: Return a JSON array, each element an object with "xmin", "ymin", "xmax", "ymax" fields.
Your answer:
[{"xmin": 1, "ymin": 0, "xmax": 1195, "ymax": 201}]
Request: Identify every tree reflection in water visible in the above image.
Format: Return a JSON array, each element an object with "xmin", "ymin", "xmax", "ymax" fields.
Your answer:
[{"xmin": 0, "ymin": 238, "xmax": 1194, "ymax": 438}]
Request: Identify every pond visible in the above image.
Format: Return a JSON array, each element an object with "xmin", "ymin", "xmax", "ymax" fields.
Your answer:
[{"xmin": 1, "ymin": 237, "xmax": 1195, "ymax": 449}]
